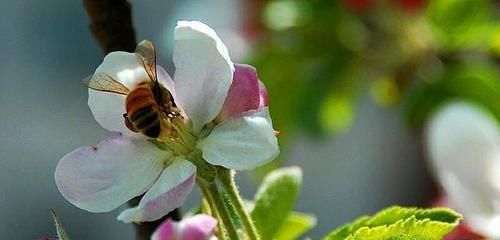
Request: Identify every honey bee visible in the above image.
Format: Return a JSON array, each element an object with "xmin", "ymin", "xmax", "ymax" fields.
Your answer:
[{"xmin": 84, "ymin": 40, "xmax": 175, "ymax": 138}]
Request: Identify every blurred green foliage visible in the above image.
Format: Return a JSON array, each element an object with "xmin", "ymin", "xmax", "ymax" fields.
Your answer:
[
  {"xmin": 426, "ymin": 0, "xmax": 495, "ymax": 51},
  {"xmin": 248, "ymin": 0, "xmax": 500, "ymax": 155}
]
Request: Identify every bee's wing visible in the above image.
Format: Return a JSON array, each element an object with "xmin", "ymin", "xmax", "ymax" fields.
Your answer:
[
  {"xmin": 135, "ymin": 40, "xmax": 157, "ymax": 82},
  {"xmin": 83, "ymin": 73, "xmax": 130, "ymax": 95}
]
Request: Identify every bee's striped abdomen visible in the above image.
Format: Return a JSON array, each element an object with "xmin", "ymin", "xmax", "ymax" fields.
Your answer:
[{"xmin": 125, "ymin": 85, "xmax": 161, "ymax": 138}]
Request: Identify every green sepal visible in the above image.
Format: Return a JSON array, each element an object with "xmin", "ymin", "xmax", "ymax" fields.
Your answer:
[
  {"xmin": 51, "ymin": 209, "xmax": 70, "ymax": 240},
  {"xmin": 186, "ymin": 150, "xmax": 216, "ymax": 184}
]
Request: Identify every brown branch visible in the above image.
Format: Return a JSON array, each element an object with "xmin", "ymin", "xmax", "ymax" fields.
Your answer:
[
  {"xmin": 82, "ymin": 0, "xmax": 137, "ymax": 54},
  {"xmin": 81, "ymin": 1, "xmax": 181, "ymax": 239}
]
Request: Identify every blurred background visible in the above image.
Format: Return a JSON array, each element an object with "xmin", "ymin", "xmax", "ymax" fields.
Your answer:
[{"xmin": 0, "ymin": 0, "xmax": 499, "ymax": 239}]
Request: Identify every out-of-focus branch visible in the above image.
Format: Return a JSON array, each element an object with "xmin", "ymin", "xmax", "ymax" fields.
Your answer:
[
  {"xmin": 82, "ymin": 0, "xmax": 137, "ymax": 54},
  {"xmin": 81, "ymin": 1, "xmax": 180, "ymax": 239}
]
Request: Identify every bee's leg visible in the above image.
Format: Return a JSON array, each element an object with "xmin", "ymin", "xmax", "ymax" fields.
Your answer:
[{"xmin": 123, "ymin": 113, "xmax": 139, "ymax": 132}]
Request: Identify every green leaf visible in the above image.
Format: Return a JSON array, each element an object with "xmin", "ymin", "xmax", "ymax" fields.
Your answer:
[
  {"xmin": 251, "ymin": 167, "xmax": 303, "ymax": 240},
  {"xmin": 274, "ymin": 212, "xmax": 316, "ymax": 240},
  {"xmin": 326, "ymin": 216, "xmax": 371, "ymax": 240},
  {"xmin": 324, "ymin": 206, "xmax": 462, "ymax": 240},
  {"xmin": 51, "ymin": 209, "xmax": 70, "ymax": 240},
  {"xmin": 346, "ymin": 216, "xmax": 458, "ymax": 240}
]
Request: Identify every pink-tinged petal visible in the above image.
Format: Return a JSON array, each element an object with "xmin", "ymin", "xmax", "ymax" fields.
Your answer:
[
  {"xmin": 180, "ymin": 215, "xmax": 218, "ymax": 240},
  {"xmin": 426, "ymin": 102, "xmax": 500, "ymax": 238},
  {"xmin": 117, "ymin": 159, "xmax": 196, "ymax": 223},
  {"xmin": 88, "ymin": 51, "xmax": 148, "ymax": 135},
  {"xmin": 55, "ymin": 135, "xmax": 168, "ymax": 213},
  {"xmin": 199, "ymin": 107, "xmax": 279, "ymax": 170},
  {"xmin": 218, "ymin": 64, "xmax": 262, "ymax": 121},
  {"xmin": 258, "ymin": 80, "xmax": 268, "ymax": 108},
  {"xmin": 151, "ymin": 219, "xmax": 175, "ymax": 240},
  {"xmin": 152, "ymin": 215, "xmax": 217, "ymax": 240},
  {"xmin": 173, "ymin": 21, "xmax": 235, "ymax": 134}
]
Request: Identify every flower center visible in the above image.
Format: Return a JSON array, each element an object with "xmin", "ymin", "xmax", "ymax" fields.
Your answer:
[
  {"xmin": 156, "ymin": 85, "xmax": 197, "ymax": 155},
  {"xmin": 158, "ymin": 113, "xmax": 197, "ymax": 155},
  {"xmin": 126, "ymin": 82, "xmax": 197, "ymax": 155}
]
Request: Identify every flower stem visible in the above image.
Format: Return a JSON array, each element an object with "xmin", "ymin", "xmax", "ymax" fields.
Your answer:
[
  {"xmin": 198, "ymin": 180, "xmax": 239, "ymax": 240},
  {"xmin": 218, "ymin": 168, "xmax": 260, "ymax": 240},
  {"xmin": 198, "ymin": 182, "xmax": 227, "ymax": 240}
]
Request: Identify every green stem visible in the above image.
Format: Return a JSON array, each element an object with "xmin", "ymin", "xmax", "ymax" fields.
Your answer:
[
  {"xmin": 218, "ymin": 168, "xmax": 260, "ymax": 240},
  {"xmin": 198, "ymin": 180, "xmax": 239, "ymax": 240},
  {"xmin": 198, "ymin": 182, "xmax": 227, "ymax": 240}
]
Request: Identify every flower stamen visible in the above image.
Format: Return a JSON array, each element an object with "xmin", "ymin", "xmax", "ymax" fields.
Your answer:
[{"xmin": 158, "ymin": 113, "xmax": 196, "ymax": 155}]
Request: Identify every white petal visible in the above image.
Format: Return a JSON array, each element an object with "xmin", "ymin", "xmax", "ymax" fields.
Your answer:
[
  {"xmin": 425, "ymin": 101, "xmax": 500, "ymax": 238},
  {"xmin": 88, "ymin": 90, "xmax": 131, "ymax": 134},
  {"xmin": 173, "ymin": 21, "xmax": 235, "ymax": 133},
  {"xmin": 88, "ymin": 53, "xmax": 172, "ymax": 135},
  {"xmin": 55, "ymin": 135, "xmax": 169, "ymax": 213},
  {"xmin": 157, "ymin": 65, "xmax": 176, "ymax": 101},
  {"xmin": 157, "ymin": 65, "xmax": 186, "ymax": 117},
  {"xmin": 198, "ymin": 107, "xmax": 279, "ymax": 170},
  {"xmin": 95, "ymin": 51, "xmax": 149, "ymax": 89},
  {"xmin": 117, "ymin": 159, "xmax": 196, "ymax": 223},
  {"xmin": 88, "ymin": 52, "xmax": 147, "ymax": 134}
]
